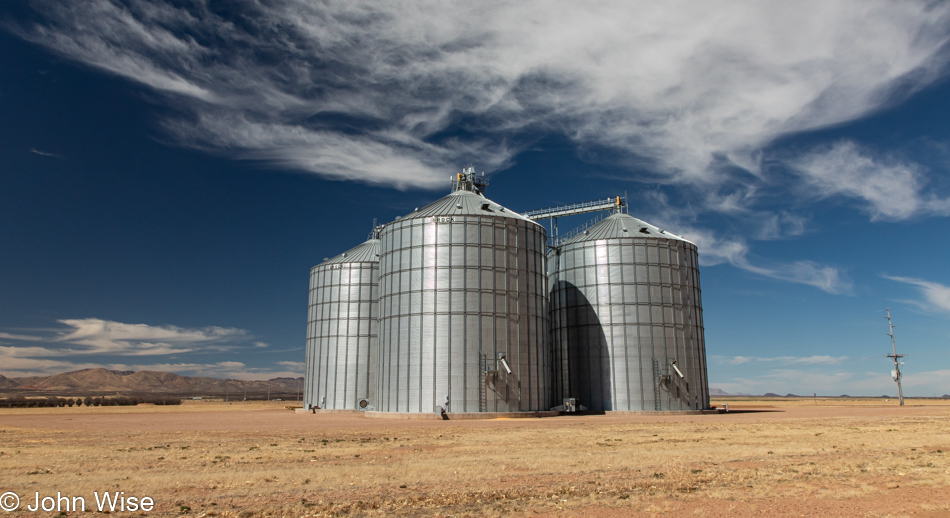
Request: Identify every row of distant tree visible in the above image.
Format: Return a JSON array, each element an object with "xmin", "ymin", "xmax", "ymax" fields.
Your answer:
[{"xmin": 0, "ymin": 396, "xmax": 182, "ymax": 408}]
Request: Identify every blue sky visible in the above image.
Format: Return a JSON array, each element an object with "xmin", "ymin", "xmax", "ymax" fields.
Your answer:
[{"xmin": 1, "ymin": 1, "xmax": 949, "ymax": 396}]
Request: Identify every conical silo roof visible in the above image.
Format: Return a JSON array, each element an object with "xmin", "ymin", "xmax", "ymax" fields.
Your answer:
[
  {"xmin": 317, "ymin": 238, "xmax": 380, "ymax": 266},
  {"xmin": 397, "ymin": 190, "xmax": 539, "ymax": 224},
  {"xmin": 563, "ymin": 213, "xmax": 693, "ymax": 245}
]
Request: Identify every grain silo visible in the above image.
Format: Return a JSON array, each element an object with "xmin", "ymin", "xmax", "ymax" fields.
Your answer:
[
  {"xmin": 375, "ymin": 167, "xmax": 550, "ymax": 413},
  {"xmin": 304, "ymin": 235, "xmax": 379, "ymax": 410},
  {"xmin": 549, "ymin": 212, "xmax": 708, "ymax": 411}
]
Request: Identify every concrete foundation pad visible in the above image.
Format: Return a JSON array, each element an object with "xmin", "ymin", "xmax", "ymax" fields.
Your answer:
[
  {"xmin": 294, "ymin": 408, "xmax": 361, "ymax": 414},
  {"xmin": 604, "ymin": 410, "xmax": 718, "ymax": 415},
  {"xmin": 296, "ymin": 409, "xmax": 716, "ymax": 417},
  {"xmin": 363, "ymin": 411, "xmax": 560, "ymax": 420}
]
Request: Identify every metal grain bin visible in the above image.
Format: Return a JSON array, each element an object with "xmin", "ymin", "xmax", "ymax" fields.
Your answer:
[
  {"xmin": 304, "ymin": 238, "xmax": 379, "ymax": 410},
  {"xmin": 376, "ymin": 169, "xmax": 550, "ymax": 413},
  {"xmin": 549, "ymin": 213, "xmax": 708, "ymax": 411}
]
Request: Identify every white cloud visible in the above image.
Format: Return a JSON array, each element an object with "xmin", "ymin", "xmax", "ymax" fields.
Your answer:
[
  {"xmin": 29, "ymin": 147, "xmax": 63, "ymax": 158},
  {"xmin": 711, "ymin": 367, "xmax": 948, "ymax": 397},
  {"xmin": 787, "ymin": 141, "xmax": 950, "ymax": 220},
  {"xmin": 718, "ymin": 355, "xmax": 849, "ymax": 366},
  {"xmin": 0, "ymin": 319, "xmax": 294, "ymax": 379},
  {"xmin": 641, "ymin": 191, "xmax": 842, "ymax": 294},
  {"xmin": 711, "ymin": 369, "xmax": 875, "ymax": 396},
  {"xmin": 13, "ymin": 0, "xmax": 950, "ymax": 190},
  {"xmin": 0, "ymin": 345, "xmax": 66, "ymax": 358},
  {"xmin": 0, "ymin": 332, "xmax": 44, "ymax": 342},
  {"xmin": 53, "ymin": 318, "xmax": 247, "ymax": 356},
  {"xmin": 160, "ymin": 114, "xmax": 509, "ymax": 190},
  {"xmin": 214, "ymin": 361, "xmax": 246, "ymax": 370},
  {"xmin": 900, "ymin": 369, "xmax": 950, "ymax": 390},
  {"xmin": 884, "ymin": 275, "xmax": 950, "ymax": 314},
  {"xmin": 729, "ymin": 356, "xmax": 753, "ymax": 366},
  {"xmin": 0, "ymin": 359, "xmax": 301, "ymax": 380},
  {"xmin": 0, "ymin": 318, "xmax": 252, "ymax": 356},
  {"xmin": 782, "ymin": 356, "xmax": 850, "ymax": 366},
  {"xmin": 0, "ymin": 357, "xmax": 107, "ymax": 376},
  {"xmin": 678, "ymin": 227, "xmax": 851, "ymax": 294},
  {"xmin": 755, "ymin": 212, "xmax": 808, "ymax": 241},
  {"xmin": 10, "ymin": 1, "xmax": 945, "ymax": 296}
]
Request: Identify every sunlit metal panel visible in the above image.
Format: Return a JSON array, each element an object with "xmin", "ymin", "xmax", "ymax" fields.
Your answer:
[
  {"xmin": 304, "ymin": 239, "xmax": 380, "ymax": 410},
  {"xmin": 549, "ymin": 214, "xmax": 709, "ymax": 411},
  {"xmin": 376, "ymin": 185, "xmax": 550, "ymax": 413}
]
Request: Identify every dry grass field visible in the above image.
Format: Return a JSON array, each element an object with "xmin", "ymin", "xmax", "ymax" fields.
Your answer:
[{"xmin": 1, "ymin": 399, "xmax": 948, "ymax": 517}]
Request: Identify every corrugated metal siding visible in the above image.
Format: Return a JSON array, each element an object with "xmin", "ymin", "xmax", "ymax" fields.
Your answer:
[
  {"xmin": 376, "ymin": 197, "xmax": 551, "ymax": 413},
  {"xmin": 304, "ymin": 239, "xmax": 379, "ymax": 410},
  {"xmin": 550, "ymin": 217, "xmax": 708, "ymax": 411}
]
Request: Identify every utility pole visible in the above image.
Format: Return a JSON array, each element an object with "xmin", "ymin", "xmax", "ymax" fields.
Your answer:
[{"xmin": 885, "ymin": 307, "xmax": 905, "ymax": 406}]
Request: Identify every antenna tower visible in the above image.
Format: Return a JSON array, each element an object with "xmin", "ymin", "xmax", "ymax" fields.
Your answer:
[{"xmin": 884, "ymin": 307, "xmax": 905, "ymax": 406}]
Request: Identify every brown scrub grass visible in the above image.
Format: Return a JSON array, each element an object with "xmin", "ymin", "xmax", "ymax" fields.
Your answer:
[{"xmin": 0, "ymin": 399, "xmax": 948, "ymax": 517}]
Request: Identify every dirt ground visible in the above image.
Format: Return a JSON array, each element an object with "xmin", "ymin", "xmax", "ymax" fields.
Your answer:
[{"xmin": 1, "ymin": 399, "xmax": 948, "ymax": 517}]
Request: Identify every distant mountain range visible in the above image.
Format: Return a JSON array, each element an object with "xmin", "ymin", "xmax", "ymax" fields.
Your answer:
[
  {"xmin": 710, "ymin": 388, "xmax": 746, "ymax": 396},
  {"xmin": 1, "ymin": 371, "xmax": 946, "ymax": 399},
  {"xmin": 0, "ymin": 368, "xmax": 302, "ymax": 396},
  {"xmin": 718, "ymin": 390, "xmax": 949, "ymax": 398}
]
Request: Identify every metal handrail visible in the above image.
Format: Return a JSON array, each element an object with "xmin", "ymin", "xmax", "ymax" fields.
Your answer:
[
  {"xmin": 523, "ymin": 198, "xmax": 617, "ymax": 220},
  {"xmin": 555, "ymin": 213, "xmax": 607, "ymax": 244}
]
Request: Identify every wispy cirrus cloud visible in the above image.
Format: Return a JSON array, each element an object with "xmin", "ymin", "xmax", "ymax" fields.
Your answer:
[
  {"xmin": 10, "ymin": 1, "xmax": 949, "ymax": 296},
  {"xmin": 883, "ymin": 275, "xmax": 950, "ymax": 314},
  {"xmin": 0, "ymin": 318, "xmax": 249, "ymax": 356},
  {"xmin": 710, "ymin": 370, "xmax": 885, "ymax": 397},
  {"xmin": 10, "ymin": 0, "xmax": 950, "ymax": 192},
  {"xmin": 29, "ymin": 147, "xmax": 63, "ymax": 158},
  {"xmin": 0, "ymin": 319, "xmax": 296, "ymax": 379},
  {"xmin": 0, "ymin": 357, "xmax": 107, "ymax": 378},
  {"xmin": 0, "ymin": 359, "xmax": 301, "ymax": 380},
  {"xmin": 787, "ymin": 141, "xmax": 950, "ymax": 221},
  {"xmin": 711, "ymin": 366, "xmax": 948, "ymax": 397},
  {"xmin": 710, "ymin": 355, "xmax": 897, "ymax": 395},
  {"xmin": 54, "ymin": 318, "xmax": 247, "ymax": 355},
  {"xmin": 0, "ymin": 332, "xmax": 45, "ymax": 342},
  {"xmin": 637, "ymin": 190, "xmax": 849, "ymax": 294},
  {"xmin": 677, "ymin": 227, "xmax": 851, "ymax": 294},
  {"xmin": 724, "ymin": 355, "xmax": 850, "ymax": 366}
]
